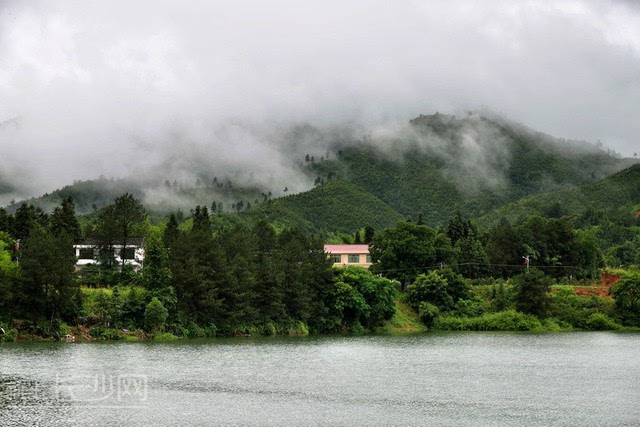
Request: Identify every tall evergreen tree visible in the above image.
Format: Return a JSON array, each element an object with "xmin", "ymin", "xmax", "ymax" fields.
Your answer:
[
  {"xmin": 18, "ymin": 226, "xmax": 78, "ymax": 326},
  {"xmin": 112, "ymin": 193, "xmax": 146, "ymax": 271},
  {"xmin": 50, "ymin": 197, "xmax": 81, "ymax": 240},
  {"xmin": 279, "ymin": 228, "xmax": 313, "ymax": 322},
  {"xmin": 192, "ymin": 206, "xmax": 210, "ymax": 234},
  {"xmin": 13, "ymin": 203, "xmax": 36, "ymax": 241},
  {"xmin": 363, "ymin": 226, "xmax": 375, "ymax": 244},
  {"xmin": 142, "ymin": 232, "xmax": 172, "ymax": 292},
  {"xmin": 252, "ymin": 220, "xmax": 285, "ymax": 324},
  {"xmin": 0, "ymin": 208, "xmax": 12, "ymax": 236},
  {"xmin": 95, "ymin": 205, "xmax": 120, "ymax": 269},
  {"xmin": 163, "ymin": 213, "xmax": 180, "ymax": 252}
]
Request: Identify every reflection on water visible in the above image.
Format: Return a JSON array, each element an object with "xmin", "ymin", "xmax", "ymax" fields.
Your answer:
[{"xmin": 1, "ymin": 332, "xmax": 639, "ymax": 426}]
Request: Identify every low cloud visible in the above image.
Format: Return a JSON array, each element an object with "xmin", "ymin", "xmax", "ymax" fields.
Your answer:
[{"xmin": 1, "ymin": 0, "xmax": 639, "ymax": 201}]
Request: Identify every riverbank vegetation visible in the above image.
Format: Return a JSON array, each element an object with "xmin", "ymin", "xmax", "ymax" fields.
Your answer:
[
  {"xmin": 0, "ymin": 196, "xmax": 399, "ymax": 341},
  {"xmin": 0, "ymin": 190, "xmax": 639, "ymax": 342}
]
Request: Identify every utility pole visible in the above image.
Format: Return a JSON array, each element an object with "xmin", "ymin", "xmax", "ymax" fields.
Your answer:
[
  {"xmin": 522, "ymin": 255, "xmax": 530, "ymax": 274},
  {"xmin": 14, "ymin": 239, "xmax": 20, "ymax": 266}
]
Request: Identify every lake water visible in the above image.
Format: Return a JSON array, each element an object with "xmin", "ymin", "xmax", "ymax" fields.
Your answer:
[{"xmin": 1, "ymin": 332, "xmax": 639, "ymax": 426}]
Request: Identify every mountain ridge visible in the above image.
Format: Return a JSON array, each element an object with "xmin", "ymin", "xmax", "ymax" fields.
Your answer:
[{"xmin": 2, "ymin": 113, "xmax": 637, "ymax": 231}]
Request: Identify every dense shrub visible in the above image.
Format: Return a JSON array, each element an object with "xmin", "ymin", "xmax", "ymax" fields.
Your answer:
[
  {"xmin": 612, "ymin": 271, "xmax": 640, "ymax": 326},
  {"xmin": 0, "ymin": 323, "xmax": 18, "ymax": 342},
  {"xmin": 454, "ymin": 298, "xmax": 485, "ymax": 317},
  {"xmin": 321, "ymin": 267, "xmax": 397, "ymax": 333},
  {"xmin": 406, "ymin": 271, "xmax": 453, "ymax": 310},
  {"xmin": 513, "ymin": 269, "xmax": 553, "ymax": 317},
  {"xmin": 418, "ymin": 302, "xmax": 439, "ymax": 328},
  {"xmin": 144, "ymin": 298, "xmax": 169, "ymax": 333},
  {"xmin": 549, "ymin": 286, "xmax": 616, "ymax": 329},
  {"xmin": 434, "ymin": 310, "xmax": 543, "ymax": 331},
  {"xmin": 585, "ymin": 313, "xmax": 622, "ymax": 330}
]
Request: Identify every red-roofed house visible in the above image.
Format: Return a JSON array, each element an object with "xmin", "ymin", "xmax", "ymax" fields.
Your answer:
[{"xmin": 324, "ymin": 244, "xmax": 372, "ymax": 268}]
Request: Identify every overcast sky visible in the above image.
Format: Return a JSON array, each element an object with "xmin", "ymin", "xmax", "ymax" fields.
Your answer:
[{"xmin": 1, "ymin": 0, "xmax": 639, "ymax": 196}]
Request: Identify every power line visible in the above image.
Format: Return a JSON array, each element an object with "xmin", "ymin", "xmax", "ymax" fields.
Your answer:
[{"xmin": 371, "ymin": 261, "xmax": 583, "ymax": 274}]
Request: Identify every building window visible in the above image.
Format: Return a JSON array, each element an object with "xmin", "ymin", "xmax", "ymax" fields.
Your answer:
[
  {"xmin": 330, "ymin": 254, "xmax": 341, "ymax": 264},
  {"xmin": 121, "ymin": 248, "xmax": 136, "ymax": 260},
  {"xmin": 366, "ymin": 255, "xmax": 372, "ymax": 263},
  {"xmin": 78, "ymin": 248, "xmax": 95, "ymax": 260},
  {"xmin": 348, "ymin": 254, "xmax": 360, "ymax": 263}
]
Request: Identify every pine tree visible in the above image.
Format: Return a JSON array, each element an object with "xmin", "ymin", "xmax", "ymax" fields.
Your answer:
[
  {"xmin": 95, "ymin": 205, "xmax": 120, "ymax": 269},
  {"xmin": 112, "ymin": 193, "xmax": 146, "ymax": 271},
  {"xmin": 192, "ymin": 206, "xmax": 210, "ymax": 234},
  {"xmin": 163, "ymin": 213, "xmax": 180, "ymax": 252},
  {"xmin": 50, "ymin": 197, "xmax": 81, "ymax": 240},
  {"xmin": 142, "ymin": 232, "xmax": 172, "ymax": 292},
  {"xmin": 19, "ymin": 226, "xmax": 78, "ymax": 326},
  {"xmin": 0, "ymin": 208, "xmax": 12, "ymax": 235},
  {"xmin": 363, "ymin": 226, "xmax": 374, "ymax": 244},
  {"xmin": 252, "ymin": 220, "xmax": 285, "ymax": 324},
  {"xmin": 14, "ymin": 203, "xmax": 36, "ymax": 241},
  {"xmin": 279, "ymin": 228, "xmax": 314, "ymax": 322}
]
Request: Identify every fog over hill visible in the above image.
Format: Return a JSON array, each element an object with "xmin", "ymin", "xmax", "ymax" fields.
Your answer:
[
  {"xmin": 1, "ymin": 1, "xmax": 639, "ymax": 206},
  {"xmin": 3, "ymin": 113, "xmax": 637, "ymax": 221}
]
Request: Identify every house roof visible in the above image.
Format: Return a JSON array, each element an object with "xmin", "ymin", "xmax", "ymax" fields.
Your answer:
[{"xmin": 324, "ymin": 244, "xmax": 370, "ymax": 254}]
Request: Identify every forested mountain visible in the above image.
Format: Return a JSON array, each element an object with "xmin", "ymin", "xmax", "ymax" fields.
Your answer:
[
  {"xmin": 2, "ymin": 113, "xmax": 637, "ymax": 230},
  {"xmin": 481, "ymin": 164, "xmax": 640, "ymax": 226},
  {"xmin": 302, "ymin": 114, "xmax": 636, "ymax": 226}
]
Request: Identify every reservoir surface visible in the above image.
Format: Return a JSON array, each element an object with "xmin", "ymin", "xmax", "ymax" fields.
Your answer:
[{"xmin": 1, "ymin": 332, "xmax": 639, "ymax": 426}]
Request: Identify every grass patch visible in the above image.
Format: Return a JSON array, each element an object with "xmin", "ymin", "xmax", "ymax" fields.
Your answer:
[
  {"xmin": 153, "ymin": 332, "xmax": 179, "ymax": 341},
  {"xmin": 434, "ymin": 310, "xmax": 544, "ymax": 331},
  {"xmin": 378, "ymin": 299, "xmax": 427, "ymax": 333}
]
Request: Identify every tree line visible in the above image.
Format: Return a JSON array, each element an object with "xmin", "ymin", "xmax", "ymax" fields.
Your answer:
[{"xmin": 0, "ymin": 195, "xmax": 396, "ymax": 340}]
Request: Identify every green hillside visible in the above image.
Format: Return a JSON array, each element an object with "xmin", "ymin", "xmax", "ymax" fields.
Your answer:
[
  {"xmin": 480, "ymin": 164, "xmax": 640, "ymax": 226},
  {"xmin": 305, "ymin": 114, "xmax": 635, "ymax": 226},
  {"xmin": 258, "ymin": 180, "xmax": 404, "ymax": 232}
]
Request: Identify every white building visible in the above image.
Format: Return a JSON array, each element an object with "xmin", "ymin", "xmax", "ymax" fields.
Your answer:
[{"xmin": 74, "ymin": 238, "xmax": 144, "ymax": 270}]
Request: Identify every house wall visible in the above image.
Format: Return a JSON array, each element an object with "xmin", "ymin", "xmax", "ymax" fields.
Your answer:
[{"xmin": 330, "ymin": 253, "xmax": 372, "ymax": 268}]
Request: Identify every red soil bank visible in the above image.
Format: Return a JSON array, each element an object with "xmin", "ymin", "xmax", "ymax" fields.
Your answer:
[
  {"xmin": 569, "ymin": 273, "xmax": 620, "ymax": 298},
  {"xmin": 600, "ymin": 273, "xmax": 621, "ymax": 288}
]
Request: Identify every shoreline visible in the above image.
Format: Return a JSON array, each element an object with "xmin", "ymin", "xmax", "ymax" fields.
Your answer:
[{"xmin": 3, "ymin": 324, "xmax": 639, "ymax": 344}]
